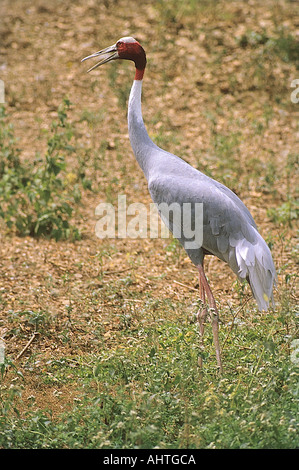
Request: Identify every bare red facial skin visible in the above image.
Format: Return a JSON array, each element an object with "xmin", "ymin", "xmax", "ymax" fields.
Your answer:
[{"xmin": 117, "ymin": 41, "xmax": 146, "ymax": 80}]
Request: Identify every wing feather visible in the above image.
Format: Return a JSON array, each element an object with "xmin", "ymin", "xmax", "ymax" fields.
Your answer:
[{"xmin": 148, "ymin": 168, "xmax": 276, "ymax": 311}]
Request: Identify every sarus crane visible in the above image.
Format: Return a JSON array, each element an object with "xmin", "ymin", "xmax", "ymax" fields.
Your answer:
[{"xmin": 82, "ymin": 37, "xmax": 276, "ymax": 372}]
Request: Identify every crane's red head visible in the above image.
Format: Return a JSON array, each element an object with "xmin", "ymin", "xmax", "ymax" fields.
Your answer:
[{"xmin": 81, "ymin": 37, "xmax": 146, "ymax": 80}]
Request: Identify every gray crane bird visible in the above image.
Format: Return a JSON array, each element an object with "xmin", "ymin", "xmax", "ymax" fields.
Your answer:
[{"xmin": 82, "ymin": 37, "xmax": 276, "ymax": 372}]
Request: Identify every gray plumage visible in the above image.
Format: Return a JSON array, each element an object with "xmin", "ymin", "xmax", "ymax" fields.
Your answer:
[{"xmin": 129, "ymin": 79, "xmax": 276, "ymax": 311}]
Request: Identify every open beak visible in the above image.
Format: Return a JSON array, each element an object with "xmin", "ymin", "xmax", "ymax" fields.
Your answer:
[{"xmin": 81, "ymin": 44, "xmax": 118, "ymax": 72}]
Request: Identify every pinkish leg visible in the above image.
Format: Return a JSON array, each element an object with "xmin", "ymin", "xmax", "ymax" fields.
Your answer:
[
  {"xmin": 197, "ymin": 267, "xmax": 208, "ymax": 368},
  {"xmin": 198, "ymin": 264, "xmax": 223, "ymax": 373}
]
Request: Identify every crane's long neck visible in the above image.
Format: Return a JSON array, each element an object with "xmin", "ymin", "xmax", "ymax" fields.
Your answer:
[{"xmin": 128, "ymin": 75, "xmax": 158, "ymax": 179}]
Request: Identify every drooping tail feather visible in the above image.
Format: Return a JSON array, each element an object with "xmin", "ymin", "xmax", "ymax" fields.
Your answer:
[
  {"xmin": 247, "ymin": 257, "xmax": 276, "ymax": 311},
  {"xmin": 234, "ymin": 231, "xmax": 276, "ymax": 311}
]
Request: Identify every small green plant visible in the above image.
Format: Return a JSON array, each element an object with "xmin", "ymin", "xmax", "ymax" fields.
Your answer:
[
  {"xmin": 237, "ymin": 28, "xmax": 299, "ymax": 67},
  {"xmin": 234, "ymin": 28, "xmax": 299, "ymax": 98},
  {"xmin": 0, "ymin": 100, "xmax": 84, "ymax": 240},
  {"xmin": 267, "ymin": 153, "xmax": 298, "ymax": 226},
  {"xmin": 268, "ymin": 200, "xmax": 299, "ymax": 226}
]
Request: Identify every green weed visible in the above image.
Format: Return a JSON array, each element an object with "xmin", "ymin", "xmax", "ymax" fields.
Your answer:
[
  {"xmin": 238, "ymin": 28, "xmax": 299, "ymax": 68},
  {"xmin": 267, "ymin": 153, "xmax": 299, "ymax": 226},
  {"xmin": 0, "ymin": 99, "xmax": 89, "ymax": 240}
]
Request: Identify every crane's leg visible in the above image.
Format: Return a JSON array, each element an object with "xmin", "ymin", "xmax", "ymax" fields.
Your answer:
[
  {"xmin": 197, "ymin": 264, "xmax": 207, "ymax": 368},
  {"xmin": 197, "ymin": 267, "xmax": 207, "ymax": 336},
  {"xmin": 198, "ymin": 265, "xmax": 223, "ymax": 373}
]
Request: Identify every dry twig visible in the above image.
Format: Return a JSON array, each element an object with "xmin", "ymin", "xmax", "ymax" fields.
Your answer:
[{"xmin": 16, "ymin": 332, "xmax": 39, "ymax": 361}]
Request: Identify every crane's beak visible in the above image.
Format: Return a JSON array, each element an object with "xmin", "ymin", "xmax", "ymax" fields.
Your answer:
[{"xmin": 81, "ymin": 44, "xmax": 119, "ymax": 72}]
